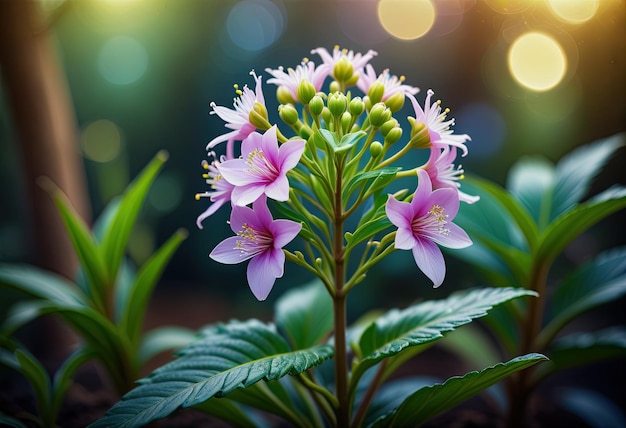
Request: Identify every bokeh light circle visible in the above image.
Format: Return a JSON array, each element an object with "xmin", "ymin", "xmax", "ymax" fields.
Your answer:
[
  {"xmin": 226, "ymin": 0, "xmax": 285, "ymax": 52},
  {"xmin": 81, "ymin": 120, "xmax": 122, "ymax": 162},
  {"xmin": 547, "ymin": 0, "xmax": 599, "ymax": 24},
  {"xmin": 377, "ymin": 0, "xmax": 436, "ymax": 40},
  {"xmin": 508, "ymin": 32, "xmax": 567, "ymax": 92},
  {"xmin": 98, "ymin": 36, "xmax": 149, "ymax": 85}
]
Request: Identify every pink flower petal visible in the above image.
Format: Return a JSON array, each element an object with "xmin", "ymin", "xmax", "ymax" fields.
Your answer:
[
  {"xmin": 385, "ymin": 195, "xmax": 412, "ymax": 229},
  {"xmin": 231, "ymin": 184, "xmax": 265, "ymax": 207},
  {"xmin": 278, "ymin": 139, "xmax": 306, "ymax": 172},
  {"xmin": 429, "ymin": 187, "xmax": 460, "ymax": 219},
  {"xmin": 431, "ymin": 223, "xmax": 472, "ymax": 249},
  {"xmin": 412, "ymin": 170, "xmax": 433, "ymax": 214},
  {"xmin": 412, "ymin": 238, "xmax": 446, "ymax": 288},
  {"xmin": 395, "ymin": 226, "xmax": 417, "ymax": 250},
  {"xmin": 271, "ymin": 219, "xmax": 302, "ymax": 248},
  {"xmin": 264, "ymin": 175, "xmax": 290, "ymax": 202},
  {"xmin": 247, "ymin": 249, "xmax": 284, "ymax": 301},
  {"xmin": 210, "ymin": 236, "xmax": 252, "ymax": 264}
]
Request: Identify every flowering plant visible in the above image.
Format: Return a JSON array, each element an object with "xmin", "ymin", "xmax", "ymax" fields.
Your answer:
[{"xmin": 92, "ymin": 46, "xmax": 546, "ymax": 427}]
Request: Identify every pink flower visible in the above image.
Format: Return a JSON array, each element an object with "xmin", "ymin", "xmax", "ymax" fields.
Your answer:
[
  {"xmin": 311, "ymin": 45, "xmax": 377, "ymax": 80},
  {"xmin": 210, "ymin": 196, "xmax": 301, "ymax": 301},
  {"xmin": 265, "ymin": 60, "xmax": 330, "ymax": 101},
  {"xmin": 386, "ymin": 170, "xmax": 472, "ymax": 287},
  {"xmin": 195, "ymin": 156, "xmax": 236, "ymax": 229},
  {"xmin": 423, "ymin": 146, "xmax": 479, "ymax": 204},
  {"xmin": 407, "ymin": 89, "xmax": 470, "ymax": 156},
  {"xmin": 356, "ymin": 64, "xmax": 419, "ymax": 100},
  {"xmin": 218, "ymin": 126, "xmax": 305, "ymax": 206},
  {"xmin": 207, "ymin": 70, "xmax": 266, "ymax": 159}
]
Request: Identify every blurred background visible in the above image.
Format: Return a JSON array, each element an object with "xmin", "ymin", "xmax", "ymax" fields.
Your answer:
[{"xmin": 0, "ymin": 0, "xmax": 624, "ymax": 340}]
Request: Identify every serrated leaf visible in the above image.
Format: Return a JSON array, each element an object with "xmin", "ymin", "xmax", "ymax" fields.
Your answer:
[
  {"xmin": 369, "ymin": 353, "xmax": 547, "ymax": 427},
  {"xmin": 275, "ymin": 280, "xmax": 332, "ymax": 350},
  {"xmin": 120, "ymin": 229, "xmax": 187, "ymax": 347},
  {"xmin": 100, "ymin": 151, "xmax": 168, "ymax": 284},
  {"xmin": 353, "ymin": 288, "xmax": 536, "ymax": 387},
  {"xmin": 535, "ymin": 194, "xmax": 626, "ymax": 265},
  {"xmin": 541, "ymin": 247, "xmax": 626, "ymax": 343},
  {"xmin": 545, "ymin": 327, "xmax": 626, "ymax": 373},
  {"xmin": 551, "ymin": 133, "xmax": 625, "ymax": 222},
  {"xmin": 138, "ymin": 326, "xmax": 196, "ymax": 365},
  {"xmin": 89, "ymin": 319, "xmax": 333, "ymax": 428},
  {"xmin": 507, "ymin": 156, "xmax": 555, "ymax": 229}
]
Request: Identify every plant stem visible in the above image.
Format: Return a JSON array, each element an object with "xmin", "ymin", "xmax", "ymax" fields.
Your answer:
[{"xmin": 332, "ymin": 161, "xmax": 350, "ymax": 427}]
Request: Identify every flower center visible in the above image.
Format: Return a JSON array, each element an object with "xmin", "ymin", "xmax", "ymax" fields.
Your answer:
[
  {"xmin": 235, "ymin": 223, "xmax": 273, "ymax": 257},
  {"xmin": 245, "ymin": 148, "xmax": 279, "ymax": 181},
  {"xmin": 412, "ymin": 204, "xmax": 450, "ymax": 236}
]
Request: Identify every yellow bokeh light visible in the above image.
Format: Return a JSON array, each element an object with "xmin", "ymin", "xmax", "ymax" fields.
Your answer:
[
  {"xmin": 508, "ymin": 32, "xmax": 567, "ymax": 92},
  {"xmin": 547, "ymin": 0, "xmax": 599, "ymax": 24},
  {"xmin": 81, "ymin": 120, "xmax": 122, "ymax": 162},
  {"xmin": 377, "ymin": 0, "xmax": 435, "ymax": 40}
]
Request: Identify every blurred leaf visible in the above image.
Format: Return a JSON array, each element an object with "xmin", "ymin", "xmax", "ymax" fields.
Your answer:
[
  {"xmin": 275, "ymin": 279, "xmax": 332, "ymax": 350},
  {"xmin": 3, "ymin": 300, "xmax": 55, "ymax": 334},
  {"xmin": 0, "ymin": 413, "xmax": 29, "ymax": 428},
  {"xmin": 100, "ymin": 151, "xmax": 168, "ymax": 286},
  {"xmin": 558, "ymin": 388, "xmax": 626, "ymax": 428},
  {"xmin": 352, "ymin": 288, "xmax": 537, "ymax": 389},
  {"xmin": 543, "ymin": 327, "xmax": 626, "ymax": 374},
  {"xmin": 551, "ymin": 133, "xmax": 625, "ymax": 222},
  {"xmin": 51, "ymin": 347, "xmax": 97, "ymax": 419},
  {"xmin": 193, "ymin": 398, "xmax": 257, "ymax": 428},
  {"xmin": 89, "ymin": 320, "xmax": 334, "ymax": 428},
  {"xmin": 369, "ymin": 353, "xmax": 547, "ymax": 427},
  {"xmin": 535, "ymin": 192, "xmax": 626, "ymax": 266},
  {"xmin": 120, "ymin": 228, "xmax": 187, "ymax": 347},
  {"xmin": 480, "ymin": 304, "xmax": 522, "ymax": 356},
  {"xmin": 541, "ymin": 247, "xmax": 626, "ymax": 344},
  {"xmin": 436, "ymin": 324, "xmax": 501, "ymax": 371},
  {"xmin": 92, "ymin": 197, "xmax": 121, "ymax": 242},
  {"xmin": 15, "ymin": 349, "xmax": 52, "ymax": 425},
  {"xmin": 138, "ymin": 326, "xmax": 196, "ymax": 365},
  {"xmin": 506, "ymin": 156, "xmax": 555, "ymax": 230}
]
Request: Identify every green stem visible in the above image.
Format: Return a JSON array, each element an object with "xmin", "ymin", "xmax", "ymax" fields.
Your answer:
[{"xmin": 350, "ymin": 359, "xmax": 388, "ymax": 428}]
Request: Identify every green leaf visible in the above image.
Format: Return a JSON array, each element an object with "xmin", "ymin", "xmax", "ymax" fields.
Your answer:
[
  {"xmin": 551, "ymin": 133, "xmax": 625, "ymax": 222},
  {"xmin": 192, "ymin": 398, "xmax": 257, "ymax": 428},
  {"xmin": 100, "ymin": 151, "xmax": 168, "ymax": 284},
  {"xmin": 345, "ymin": 214, "xmax": 392, "ymax": 251},
  {"xmin": 138, "ymin": 326, "xmax": 196, "ymax": 365},
  {"xmin": 535, "ymin": 193, "xmax": 626, "ymax": 266},
  {"xmin": 343, "ymin": 167, "xmax": 401, "ymax": 200},
  {"xmin": 541, "ymin": 247, "xmax": 626, "ymax": 345},
  {"xmin": 558, "ymin": 388, "xmax": 626, "ymax": 428},
  {"xmin": 89, "ymin": 319, "xmax": 334, "ymax": 428},
  {"xmin": 507, "ymin": 156, "xmax": 555, "ymax": 229},
  {"xmin": 15, "ymin": 349, "xmax": 53, "ymax": 424},
  {"xmin": 0, "ymin": 413, "xmax": 29, "ymax": 428},
  {"xmin": 369, "ymin": 353, "xmax": 548, "ymax": 427},
  {"xmin": 120, "ymin": 228, "xmax": 187, "ymax": 346},
  {"xmin": 0, "ymin": 264, "xmax": 85, "ymax": 307},
  {"xmin": 51, "ymin": 347, "xmax": 97, "ymax": 420},
  {"xmin": 544, "ymin": 327, "xmax": 626, "ymax": 374},
  {"xmin": 353, "ymin": 288, "xmax": 537, "ymax": 388},
  {"xmin": 275, "ymin": 279, "xmax": 333, "ymax": 350}
]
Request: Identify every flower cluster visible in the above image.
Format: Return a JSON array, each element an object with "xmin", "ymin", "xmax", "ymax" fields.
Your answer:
[{"xmin": 197, "ymin": 45, "xmax": 476, "ymax": 300}]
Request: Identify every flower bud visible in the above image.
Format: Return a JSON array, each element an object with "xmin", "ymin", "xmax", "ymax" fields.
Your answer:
[
  {"xmin": 368, "ymin": 81, "xmax": 385, "ymax": 104},
  {"xmin": 349, "ymin": 97, "xmax": 364, "ymax": 117},
  {"xmin": 368, "ymin": 102, "xmax": 391, "ymax": 127},
  {"xmin": 328, "ymin": 92, "xmax": 347, "ymax": 117},
  {"xmin": 279, "ymin": 104, "xmax": 299, "ymax": 126},
  {"xmin": 248, "ymin": 101, "xmax": 272, "ymax": 130},
  {"xmin": 341, "ymin": 112, "xmax": 352, "ymax": 133},
  {"xmin": 309, "ymin": 95, "xmax": 324, "ymax": 116},
  {"xmin": 408, "ymin": 118, "xmax": 431, "ymax": 148},
  {"xmin": 384, "ymin": 92, "xmax": 405, "ymax": 112},
  {"xmin": 321, "ymin": 107, "xmax": 332, "ymax": 125},
  {"xmin": 384, "ymin": 127, "xmax": 403, "ymax": 145},
  {"xmin": 333, "ymin": 57, "xmax": 354, "ymax": 84},
  {"xmin": 297, "ymin": 79, "xmax": 316, "ymax": 105},
  {"xmin": 369, "ymin": 141, "xmax": 384, "ymax": 158},
  {"xmin": 276, "ymin": 86, "xmax": 295, "ymax": 105},
  {"xmin": 379, "ymin": 118, "xmax": 399, "ymax": 137},
  {"xmin": 363, "ymin": 96, "xmax": 372, "ymax": 112}
]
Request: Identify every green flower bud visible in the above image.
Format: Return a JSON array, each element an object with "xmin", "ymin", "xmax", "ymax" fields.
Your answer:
[
  {"xmin": 279, "ymin": 104, "xmax": 299, "ymax": 126},
  {"xmin": 297, "ymin": 79, "xmax": 316, "ymax": 105},
  {"xmin": 329, "ymin": 80, "xmax": 341, "ymax": 94},
  {"xmin": 384, "ymin": 92, "xmax": 405, "ymax": 112},
  {"xmin": 341, "ymin": 112, "xmax": 352, "ymax": 133},
  {"xmin": 363, "ymin": 96, "xmax": 372, "ymax": 112},
  {"xmin": 379, "ymin": 118, "xmax": 399, "ymax": 137},
  {"xmin": 276, "ymin": 86, "xmax": 295, "ymax": 105},
  {"xmin": 384, "ymin": 127, "xmax": 403, "ymax": 145},
  {"xmin": 248, "ymin": 101, "xmax": 272, "ymax": 130},
  {"xmin": 368, "ymin": 81, "xmax": 385, "ymax": 104},
  {"xmin": 309, "ymin": 95, "xmax": 324, "ymax": 116},
  {"xmin": 369, "ymin": 141, "xmax": 384, "ymax": 158},
  {"xmin": 408, "ymin": 117, "xmax": 431, "ymax": 148},
  {"xmin": 334, "ymin": 57, "xmax": 354, "ymax": 84},
  {"xmin": 321, "ymin": 107, "xmax": 332, "ymax": 125},
  {"xmin": 328, "ymin": 92, "xmax": 347, "ymax": 117},
  {"xmin": 368, "ymin": 102, "xmax": 391, "ymax": 127},
  {"xmin": 349, "ymin": 97, "xmax": 364, "ymax": 117}
]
